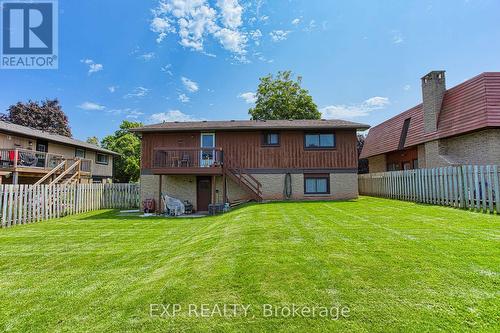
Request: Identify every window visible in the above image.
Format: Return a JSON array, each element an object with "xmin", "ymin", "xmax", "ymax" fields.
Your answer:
[
  {"xmin": 412, "ymin": 159, "xmax": 418, "ymax": 169},
  {"xmin": 75, "ymin": 148, "xmax": 86, "ymax": 158},
  {"xmin": 262, "ymin": 132, "xmax": 280, "ymax": 146},
  {"xmin": 304, "ymin": 174, "xmax": 330, "ymax": 194},
  {"xmin": 398, "ymin": 118, "xmax": 411, "ymax": 150},
  {"xmin": 96, "ymin": 153, "xmax": 109, "ymax": 165},
  {"xmin": 387, "ymin": 163, "xmax": 400, "ymax": 171},
  {"xmin": 304, "ymin": 133, "xmax": 335, "ymax": 149}
]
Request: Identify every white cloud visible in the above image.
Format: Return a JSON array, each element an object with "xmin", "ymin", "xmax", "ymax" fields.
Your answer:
[
  {"xmin": 138, "ymin": 52, "xmax": 155, "ymax": 61},
  {"xmin": 123, "ymin": 87, "xmax": 150, "ymax": 99},
  {"xmin": 148, "ymin": 110, "xmax": 202, "ymax": 123},
  {"xmin": 214, "ymin": 28, "xmax": 247, "ymax": 53},
  {"xmin": 108, "ymin": 86, "xmax": 118, "ymax": 93},
  {"xmin": 304, "ymin": 20, "xmax": 317, "ymax": 32},
  {"xmin": 106, "ymin": 108, "xmax": 144, "ymax": 119},
  {"xmin": 150, "ymin": 17, "xmax": 174, "ymax": 43},
  {"xmin": 125, "ymin": 110, "xmax": 145, "ymax": 119},
  {"xmin": 178, "ymin": 93, "xmax": 190, "ymax": 103},
  {"xmin": 249, "ymin": 29, "xmax": 262, "ymax": 45},
  {"xmin": 181, "ymin": 77, "xmax": 199, "ymax": 92},
  {"xmin": 403, "ymin": 84, "xmax": 411, "ymax": 91},
  {"xmin": 291, "ymin": 18, "xmax": 300, "ymax": 25},
  {"xmin": 238, "ymin": 92, "xmax": 256, "ymax": 104},
  {"xmin": 161, "ymin": 64, "xmax": 173, "ymax": 76},
  {"xmin": 269, "ymin": 30, "xmax": 290, "ymax": 42},
  {"xmin": 78, "ymin": 102, "xmax": 105, "ymax": 111},
  {"xmin": 151, "ymin": 0, "xmax": 247, "ymax": 57},
  {"xmin": 217, "ymin": 0, "xmax": 243, "ymax": 29},
  {"xmin": 392, "ymin": 30, "xmax": 404, "ymax": 44},
  {"xmin": 320, "ymin": 97, "xmax": 390, "ymax": 119},
  {"xmin": 364, "ymin": 96, "xmax": 390, "ymax": 108},
  {"xmin": 81, "ymin": 59, "xmax": 103, "ymax": 75}
]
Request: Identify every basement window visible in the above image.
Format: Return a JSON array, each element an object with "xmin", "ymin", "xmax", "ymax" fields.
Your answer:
[{"xmin": 304, "ymin": 174, "xmax": 330, "ymax": 194}]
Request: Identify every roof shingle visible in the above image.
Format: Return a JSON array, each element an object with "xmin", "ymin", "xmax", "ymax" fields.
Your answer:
[
  {"xmin": 131, "ymin": 119, "xmax": 370, "ymax": 132},
  {"xmin": 360, "ymin": 72, "xmax": 500, "ymax": 159},
  {"xmin": 0, "ymin": 120, "xmax": 119, "ymax": 155}
]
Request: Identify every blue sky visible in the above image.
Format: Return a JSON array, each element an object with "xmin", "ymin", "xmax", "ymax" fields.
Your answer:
[{"xmin": 1, "ymin": 0, "xmax": 500, "ymax": 141}]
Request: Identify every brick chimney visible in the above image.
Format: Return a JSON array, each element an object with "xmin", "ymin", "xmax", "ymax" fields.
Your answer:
[{"xmin": 421, "ymin": 71, "xmax": 446, "ymax": 133}]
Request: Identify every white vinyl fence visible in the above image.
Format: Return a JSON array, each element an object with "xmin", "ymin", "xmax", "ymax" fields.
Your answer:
[
  {"xmin": 0, "ymin": 183, "xmax": 140, "ymax": 227},
  {"xmin": 359, "ymin": 165, "xmax": 500, "ymax": 214}
]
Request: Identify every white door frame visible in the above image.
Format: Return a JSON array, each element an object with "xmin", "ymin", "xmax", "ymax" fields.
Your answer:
[{"xmin": 200, "ymin": 133, "xmax": 215, "ymax": 167}]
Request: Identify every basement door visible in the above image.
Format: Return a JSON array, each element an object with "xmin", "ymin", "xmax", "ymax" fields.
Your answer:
[{"xmin": 196, "ymin": 176, "xmax": 212, "ymax": 212}]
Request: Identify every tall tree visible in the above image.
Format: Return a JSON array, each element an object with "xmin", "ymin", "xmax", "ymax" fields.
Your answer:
[
  {"xmin": 101, "ymin": 121, "xmax": 142, "ymax": 183},
  {"xmin": 249, "ymin": 71, "xmax": 320, "ymax": 120},
  {"xmin": 1, "ymin": 99, "xmax": 72, "ymax": 137},
  {"xmin": 357, "ymin": 134, "xmax": 369, "ymax": 174},
  {"xmin": 86, "ymin": 136, "xmax": 99, "ymax": 146}
]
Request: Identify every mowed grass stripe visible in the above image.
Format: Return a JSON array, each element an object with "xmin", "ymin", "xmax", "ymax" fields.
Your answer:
[{"xmin": 0, "ymin": 197, "xmax": 499, "ymax": 332}]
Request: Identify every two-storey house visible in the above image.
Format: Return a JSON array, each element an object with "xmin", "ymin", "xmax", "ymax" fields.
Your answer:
[{"xmin": 133, "ymin": 119, "xmax": 369, "ymax": 212}]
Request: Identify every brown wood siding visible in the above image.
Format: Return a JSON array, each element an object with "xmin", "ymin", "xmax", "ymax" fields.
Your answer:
[
  {"xmin": 386, "ymin": 147, "xmax": 418, "ymax": 169},
  {"xmin": 141, "ymin": 129, "xmax": 358, "ymax": 170},
  {"xmin": 141, "ymin": 132, "xmax": 200, "ymax": 168}
]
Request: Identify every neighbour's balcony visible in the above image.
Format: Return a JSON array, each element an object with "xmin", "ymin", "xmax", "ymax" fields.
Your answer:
[
  {"xmin": 0, "ymin": 148, "xmax": 92, "ymax": 175},
  {"xmin": 152, "ymin": 148, "xmax": 224, "ymax": 175}
]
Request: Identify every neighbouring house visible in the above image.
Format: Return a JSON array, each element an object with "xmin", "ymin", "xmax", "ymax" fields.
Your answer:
[
  {"xmin": 132, "ymin": 119, "xmax": 369, "ymax": 212},
  {"xmin": 0, "ymin": 120, "xmax": 119, "ymax": 184},
  {"xmin": 360, "ymin": 71, "xmax": 500, "ymax": 172}
]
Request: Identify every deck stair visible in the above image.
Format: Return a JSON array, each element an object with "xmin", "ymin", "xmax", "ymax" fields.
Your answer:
[{"xmin": 224, "ymin": 167, "xmax": 263, "ymax": 202}]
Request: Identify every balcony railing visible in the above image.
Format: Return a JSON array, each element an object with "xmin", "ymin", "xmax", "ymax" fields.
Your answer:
[
  {"xmin": 0, "ymin": 148, "xmax": 64, "ymax": 170},
  {"xmin": 0, "ymin": 149, "xmax": 92, "ymax": 174},
  {"xmin": 153, "ymin": 148, "xmax": 223, "ymax": 169}
]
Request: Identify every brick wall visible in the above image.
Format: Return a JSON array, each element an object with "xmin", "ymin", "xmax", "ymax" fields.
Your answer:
[
  {"xmin": 367, "ymin": 154, "xmax": 387, "ymax": 173},
  {"xmin": 140, "ymin": 171, "xmax": 359, "ymax": 211},
  {"xmin": 438, "ymin": 129, "xmax": 500, "ymax": 166}
]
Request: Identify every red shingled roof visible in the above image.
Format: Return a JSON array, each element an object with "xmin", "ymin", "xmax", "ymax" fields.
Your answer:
[{"xmin": 360, "ymin": 72, "xmax": 500, "ymax": 159}]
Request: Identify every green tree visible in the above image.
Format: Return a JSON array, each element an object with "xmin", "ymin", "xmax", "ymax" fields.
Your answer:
[
  {"xmin": 101, "ymin": 121, "xmax": 142, "ymax": 183},
  {"xmin": 86, "ymin": 136, "xmax": 99, "ymax": 146},
  {"xmin": 249, "ymin": 71, "xmax": 320, "ymax": 120},
  {"xmin": 1, "ymin": 99, "xmax": 72, "ymax": 137}
]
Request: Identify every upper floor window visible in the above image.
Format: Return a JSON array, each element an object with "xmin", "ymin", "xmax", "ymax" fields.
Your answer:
[
  {"xmin": 262, "ymin": 132, "xmax": 280, "ymax": 146},
  {"xmin": 96, "ymin": 153, "xmax": 109, "ymax": 165},
  {"xmin": 75, "ymin": 148, "xmax": 86, "ymax": 158},
  {"xmin": 304, "ymin": 133, "xmax": 335, "ymax": 149}
]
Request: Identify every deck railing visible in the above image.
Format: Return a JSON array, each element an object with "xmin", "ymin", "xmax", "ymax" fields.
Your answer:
[
  {"xmin": 79, "ymin": 158, "xmax": 92, "ymax": 173},
  {"xmin": 153, "ymin": 148, "xmax": 224, "ymax": 169},
  {"xmin": 0, "ymin": 148, "xmax": 64, "ymax": 170}
]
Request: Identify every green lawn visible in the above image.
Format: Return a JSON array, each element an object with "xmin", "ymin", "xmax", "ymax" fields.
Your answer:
[{"xmin": 0, "ymin": 197, "xmax": 499, "ymax": 332}]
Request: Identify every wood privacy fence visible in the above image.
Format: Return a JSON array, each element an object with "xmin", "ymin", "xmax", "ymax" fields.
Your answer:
[
  {"xmin": 359, "ymin": 165, "xmax": 500, "ymax": 214},
  {"xmin": 0, "ymin": 183, "xmax": 140, "ymax": 228}
]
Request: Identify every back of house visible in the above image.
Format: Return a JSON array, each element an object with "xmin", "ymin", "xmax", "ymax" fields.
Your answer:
[
  {"xmin": 133, "ymin": 119, "xmax": 369, "ymax": 212},
  {"xmin": 0, "ymin": 120, "xmax": 118, "ymax": 184}
]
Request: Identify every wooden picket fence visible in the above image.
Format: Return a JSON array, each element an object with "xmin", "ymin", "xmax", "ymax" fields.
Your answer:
[
  {"xmin": 359, "ymin": 165, "xmax": 500, "ymax": 214},
  {"xmin": 0, "ymin": 183, "xmax": 140, "ymax": 227}
]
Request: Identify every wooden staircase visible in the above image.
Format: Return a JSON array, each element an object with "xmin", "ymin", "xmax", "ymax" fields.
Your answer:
[
  {"xmin": 224, "ymin": 167, "xmax": 263, "ymax": 202},
  {"xmin": 34, "ymin": 159, "xmax": 83, "ymax": 186}
]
